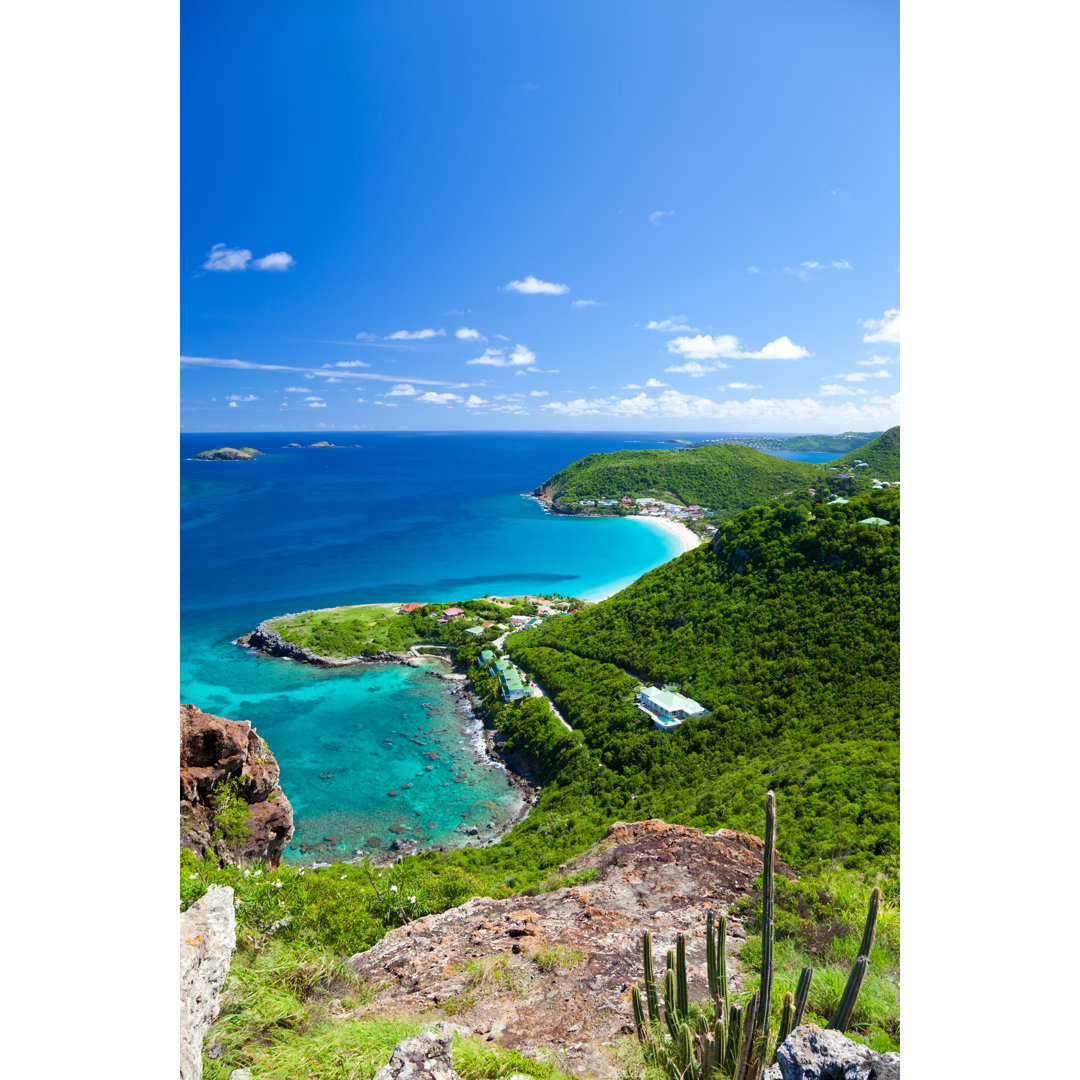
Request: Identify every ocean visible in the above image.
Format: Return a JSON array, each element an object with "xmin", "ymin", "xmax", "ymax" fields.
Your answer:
[{"xmin": 180, "ymin": 431, "xmax": 690, "ymax": 862}]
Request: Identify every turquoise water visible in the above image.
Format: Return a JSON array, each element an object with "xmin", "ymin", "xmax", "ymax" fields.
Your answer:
[{"xmin": 180, "ymin": 431, "xmax": 687, "ymax": 862}]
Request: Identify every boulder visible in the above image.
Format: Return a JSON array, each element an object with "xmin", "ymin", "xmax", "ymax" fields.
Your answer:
[
  {"xmin": 373, "ymin": 1025, "xmax": 461, "ymax": 1080},
  {"xmin": 180, "ymin": 887, "xmax": 236, "ymax": 1080},
  {"xmin": 180, "ymin": 704, "xmax": 294, "ymax": 867},
  {"xmin": 763, "ymin": 1024, "xmax": 900, "ymax": 1080}
]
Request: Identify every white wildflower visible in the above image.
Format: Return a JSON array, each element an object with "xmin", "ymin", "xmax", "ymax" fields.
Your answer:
[
  {"xmin": 253, "ymin": 869, "xmax": 263, "ymax": 876},
  {"xmin": 274, "ymin": 880, "xmax": 283, "ymax": 889},
  {"xmin": 408, "ymin": 896, "xmax": 417, "ymax": 904},
  {"xmin": 188, "ymin": 873, "xmax": 198, "ymax": 880},
  {"xmin": 243, "ymin": 869, "xmax": 251, "ymax": 878},
  {"xmin": 341, "ymin": 875, "xmax": 346, "ymax": 880}
]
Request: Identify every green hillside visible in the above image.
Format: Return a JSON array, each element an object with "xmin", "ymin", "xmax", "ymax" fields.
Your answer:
[
  {"xmin": 536, "ymin": 443, "xmax": 820, "ymax": 519},
  {"xmin": 833, "ymin": 426, "xmax": 900, "ymax": 480},
  {"xmin": 483, "ymin": 488, "xmax": 900, "ymax": 873}
]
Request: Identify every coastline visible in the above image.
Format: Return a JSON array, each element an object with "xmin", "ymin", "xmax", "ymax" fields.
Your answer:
[{"xmin": 627, "ymin": 513, "xmax": 702, "ymax": 555}]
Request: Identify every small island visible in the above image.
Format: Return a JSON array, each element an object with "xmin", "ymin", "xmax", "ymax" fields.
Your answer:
[{"xmin": 193, "ymin": 446, "xmax": 264, "ymax": 460}]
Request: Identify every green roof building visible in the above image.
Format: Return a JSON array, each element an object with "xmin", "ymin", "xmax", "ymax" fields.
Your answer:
[
  {"xmin": 858, "ymin": 517, "xmax": 892, "ymax": 527},
  {"xmin": 480, "ymin": 650, "xmax": 495, "ymax": 665},
  {"xmin": 637, "ymin": 685, "xmax": 707, "ymax": 728}
]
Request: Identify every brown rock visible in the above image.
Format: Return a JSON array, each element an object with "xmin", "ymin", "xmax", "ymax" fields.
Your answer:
[
  {"xmin": 179, "ymin": 704, "xmax": 294, "ymax": 867},
  {"xmin": 347, "ymin": 820, "xmax": 792, "ymax": 1077}
]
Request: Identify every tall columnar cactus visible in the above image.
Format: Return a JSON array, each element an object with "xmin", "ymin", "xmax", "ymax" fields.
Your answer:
[
  {"xmin": 827, "ymin": 884, "xmax": 880, "ymax": 1033},
  {"xmin": 791, "ymin": 966, "xmax": 813, "ymax": 1029},
  {"xmin": 676, "ymin": 932, "xmax": 690, "ymax": 1019},
  {"xmin": 827, "ymin": 956, "xmax": 868, "ymax": 1033},
  {"xmin": 752, "ymin": 791, "xmax": 777, "ymax": 1077},
  {"xmin": 664, "ymin": 967, "xmax": 681, "ymax": 1040},
  {"xmin": 707, "ymin": 910, "xmax": 730, "ymax": 1012},
  {"xmin": 643, "ymin": 930, "xmax": 660, "ymax": 1023}
]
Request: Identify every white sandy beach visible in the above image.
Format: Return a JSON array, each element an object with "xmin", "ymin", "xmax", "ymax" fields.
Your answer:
[{"xmin": 629, "ymin": 514, "xmax": 703, "ymax": 554}]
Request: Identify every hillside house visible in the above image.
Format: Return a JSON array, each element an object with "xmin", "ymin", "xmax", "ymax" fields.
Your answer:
[
  {"xmin": 442, "ymin": 607, "xmax": 465, "ymax": 619},
  {"xmin": 400, "ymin": 603, "xmax": 423, "ymax": 613},
  {"xmin": 637, "ymin": 686, "xmax": 708, "ymax": 730},
  {"xmin": 858, "ymin": 517, "xmax": 892, "ymax": 528}
]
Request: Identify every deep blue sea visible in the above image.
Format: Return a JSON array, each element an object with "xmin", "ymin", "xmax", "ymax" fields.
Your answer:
[
  {"xmin": 180, "ymin": 431, "xmax": 843, "ymax": 862},
  {"xmin": 181, "ymin": 431, "xmax": 693, "ymax": 862}
]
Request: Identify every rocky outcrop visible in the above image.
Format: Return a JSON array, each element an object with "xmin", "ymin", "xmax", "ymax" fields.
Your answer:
[
  {"xmin": 763, "ymin": 1025, "xmax": 900, "ymax": 1079},
  {"xmin": 347, "ymin": 819, "xmax": 793, "ymax": 1077},
  {"xmin": 372, "ymin": 1024, "xmax": 463, "ymax": 1080},
  {"xmin": 180, "ymin": 704, "xmax": 294, "ymax": 866},
  {"xmin": 180, "ymin": 886, "xmax": 236, "ymax": 1080}
]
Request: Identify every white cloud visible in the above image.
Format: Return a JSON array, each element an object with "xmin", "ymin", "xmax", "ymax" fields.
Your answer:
[
  {"xmin": 622, "ymin": 384, "xmax": 643, "ymax": 390},
  {"xmin": 180, "ymin": 356, "xmax": 465, "ymax": 387},
  {"xmin": 539, "ymin": 388, "xmax": 899, "ymax": 426},
  {"xmin": 493, "ymin": 333, "xmax": 509, "ymax": 341},
  {"xmin": 571, "ymin": 299, "xmax": 600, "ymax": 307},
  {"xmin": 667, "ymin": 333, "xmax": 809, "ymax": 362},
  {"xmin": 529, "ymin": 390, "xmax": 549, "ymax": 397},
  {"xmin": 304, "ymin": 395, "xmax": 324, "ymax": 402},
  {"xmin": 202, "ymin": 243, "xmax": 251, "ymax": 272},
  {"xmin": 856, "ymin": 354, "xmax": 899, "ymax": 366},
  {"xmin": 517, "ymin": 366, "xmax": 558, "ymax": 375},
  {"xmin": 465, "ymin": 394, "xmax": 488, "ymax": 407},
  {"xmin": 667, "ymin": 334, "xmax": 740, "ymax": 360},
  {"xmin": 356, "ymin": 398, "xmax": 365, "ymax": 403},
  {"xmin": 466, "ymin": 343, "xmax": 535, "ymax": 367},
  {"xmin": 455, "ymin": 327, "xmax": 485, "ymax": 341},
  {"xmin": 228, "ymin": 401, "xmax": 238, "ymax": 408},
  {"xmin": 253, "ymin": 251, "xmax": 296, "ymax": 271},
  {"xmin": 665, "ymin": 360, "xmax": 720, "ymax": 377},
  {"xmin": 860, "ymin": 308, "xmax": 901, "ymax": 345},
  {"xmin": 355, "ymin": 332, "xmax": 379, "ymax": 340},
  {"xmin": 830, "ymin": 370, "xmax": 893, "ymax": 382},
  {"xmin": 335, "ymin": 359, "xmax": 370, "ymax": 368},
  {"xmin": 645, "ymin": 378, "xmax": 668, "ymax": 388},
  {"xmin": 225, "ymin": 393, "xmax": 259, "ymax": 401},
  {"xmin": 799, "ymin": 259, "xmax": 853, "ymax": 271},
  {"xmin": 374, "ymin": 401, "xmax": 398, "ymax": 407},
  {"xmin": 386, "ymin": 384, "xmax": 418, "ymax": 396},
  {"xmin": 386, "ymin": 328, "xmax": 445, "ymax": 340},
  {"xmin": 325, "ymin": 377, "xmax": 342, "ymax": 383},
  {"xmin": 726, "ymin": 382, "xmax": 762, "ymax": 390},
  {"xmin": 284, "ymin": 386, "xmax": 308, "ymax": 392},
  {"xmin": 503, "ymin": 275, "xmax": 569, "ymax": 295},
  {"xmin": 649, "ymin": 210, "xmax": 674, "ymax": 226},
  {"xmin": 308, "ymin": 401, "xmax": 327, "ymax": 407},
  {"xmin": 444, "ymin": 308, "xmax": 471, "ymax": 316},
  {"xmin": 818, "ymin": 384, "xmax": 868, "ymax": 397},
  {"xmin": 417, "ymin": 391, "xmax": 463, "ymax": 405},
  {"xmin": 494, "ymin": 393, "xmax": 525, "ymax": 401},
  {"xmin": 645, "ymin": 316, "xmax": 698, "ymax": 333},
  {"xmin": 747, "ymin": 266, "xmax": 761, "ymax": 274}
]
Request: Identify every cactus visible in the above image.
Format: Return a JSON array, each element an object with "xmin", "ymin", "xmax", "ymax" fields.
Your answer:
[
  {"xmin": 679, "ymin": 1022, "xmax": 698, "ymax": 1080},
  {"xmin": 717, "ymin": 914, "xmax": 729, "ymax": 1011},
  {"xmin": 629, "ymin": 790, "xmax": 882, "ymax": 1079},
  {"xmin": 827, "ymin": 955, "xmax": 868, "ymax": 1033},
  {"xmin": 632, "ymin": 984, "xmax": 647, "ymax": 1041},
  {"xmin": 733, "ymin": 991, "xmax": 758, "ymax": 1080},
  {"xmin": 775, "ymin": 991, "xmax": 796, "ymax": 1050},
  {"xmin": 706, "ymin": 910, "xmax": 718, "ymax": 1003},
  {"xmin": 643, "ymin": 930, "xmax": 660, "ymax": 1023},
  {"xmin": 754, "ymin": 790, "xmax": 777, "ymax": 1076},
  {"xmin": 826, "ymin": 884, "xmax": 879, "ymax": 1034},
  {"xmin": 665, "ymin": 967, "xmax": 681, "ymax": 1040},
  {"xmin": 676, "ymin": 932, "xmax": 689, "ymax": 1019},
  {"xmin": 856, "ymin": 886, "xmax": 882, "ymax": 960},
  {"xmin": 792, "ymin": 966, "xmax": 813, "ymax": 1029}
]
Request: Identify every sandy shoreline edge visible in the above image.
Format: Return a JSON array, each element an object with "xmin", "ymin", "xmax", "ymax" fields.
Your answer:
[{"xmin": 626, "ymin": 513, "xmax": 703, "ymax": 555}]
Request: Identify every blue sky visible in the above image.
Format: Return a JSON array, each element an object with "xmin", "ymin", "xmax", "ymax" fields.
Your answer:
[{"xmin": 181, "ymin": 0, "xmax": 899, "ymax": 434}]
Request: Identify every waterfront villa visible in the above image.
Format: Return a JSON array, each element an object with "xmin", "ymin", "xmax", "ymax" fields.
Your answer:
[{"xmin": 637, "ymin": 685, "xmax": 708, "ymax": 731}]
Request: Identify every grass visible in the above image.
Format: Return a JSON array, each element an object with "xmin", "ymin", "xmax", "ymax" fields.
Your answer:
[
  {"xmin": 204, "ymin": 941, "xmax": 561, "ymax": 1080},
  {"xmin": 463, "ymin": 952, "xmax": 524, "ymax": 996},
  {"xmin": 531, "ymin": 944, "xmax": 585, "ymax": 973}
]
